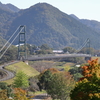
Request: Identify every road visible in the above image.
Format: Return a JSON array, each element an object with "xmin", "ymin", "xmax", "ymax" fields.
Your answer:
[
  {"xmin": 0, "ymin": 61, "xmax": 19, "ymax": 81},
  {"xmin": 31, "ymin": 93, "xmax": 51, "ymax": 100}
]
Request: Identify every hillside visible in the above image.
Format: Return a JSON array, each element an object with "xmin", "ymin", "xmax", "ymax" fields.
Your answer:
[
  {"xmin": 0, "ymin": 5, "xmax": 17, "ymax": 38},
  {"xmin": 6, "ymin": 3, "xmax": 100, "ymax": 49},
  {"xmin": 5, "ymin": 61, "xmax": 39, "ymax": 77},
  {"xmin": 0, "ymin": 2, "xmax": 20, "ymax": 12},
  {"xmin": 80, "ymin": 19, "xmax": 100, "ymax": 33},
  {"xmin": 0, "ymin": 36, "xmax": 7, "ymax": 46},
  {"xmin": 0, "ymin": 2, "xmax": 100, "ymax": 49},
  {"xmin": 70, "ymin": 14, "xmax": 100, "ymax": 34},
  {"xmin": 4, "ymin": 61, "xmax": 39, "ymax": 84},
  {"xmin": 0, "ymin": 2, "xmax": 18, "ymax": 45}
]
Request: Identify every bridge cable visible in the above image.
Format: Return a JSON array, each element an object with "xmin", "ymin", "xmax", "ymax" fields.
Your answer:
[
  {"xmin": 75, "ymin": 38, "xmax": 89, "ymax": 53},
  {"xmin": 0, "ymin": 26, "xmax": 20, "ymax": 53},
  {"xmin": 0, "ymin": 27, "xmax": 24, "ymax": 59}
]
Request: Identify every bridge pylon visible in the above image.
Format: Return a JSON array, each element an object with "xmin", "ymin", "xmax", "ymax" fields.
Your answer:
[
  {"xmin": 86, "ymin": 38, "xmax": 90, "ymax": 55},
  {"xmin": 18, "ymin": 25, "xmax": 27, "ymax": 60}
]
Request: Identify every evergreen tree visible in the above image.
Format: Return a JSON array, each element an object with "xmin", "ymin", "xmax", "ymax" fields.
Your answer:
[{"xmin": 13, "ymin": 71, "xmax": 29, "ymax": 88}]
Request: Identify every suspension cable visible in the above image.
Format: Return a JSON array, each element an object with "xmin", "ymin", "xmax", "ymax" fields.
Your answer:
[
  {"xmin": 0, "ymin": 27, "xmax": 24, "ymax": 59},
  {"xmin": 75, "ymin": 38, "xmax": 89, "ymax": 53},
  {"xmin": 0, "ymin": 26, "xmax": 20, "ymax": 53}
]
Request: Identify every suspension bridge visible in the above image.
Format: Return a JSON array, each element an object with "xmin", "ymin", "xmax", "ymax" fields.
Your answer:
[
  {"xmin": 0, "ymin": 25, "xmax": 91, "ymax": 81},
  {"xmin": 0, "ymin": 25, "xmax": 91, "ymax": 61}
]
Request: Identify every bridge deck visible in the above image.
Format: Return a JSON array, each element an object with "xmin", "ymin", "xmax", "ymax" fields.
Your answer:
[{"xmin": 27, "ymin": 54, "xmax": 91, "ymax": 61}]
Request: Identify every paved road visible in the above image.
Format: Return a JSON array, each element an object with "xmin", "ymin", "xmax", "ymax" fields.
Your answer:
[
  {"xmin": 0, "ymin": 61, "xmax": 19, "ymax": 81},
  {"xmin": 31, "ymin": 93, "xmax": 51, "ymax": 100}
]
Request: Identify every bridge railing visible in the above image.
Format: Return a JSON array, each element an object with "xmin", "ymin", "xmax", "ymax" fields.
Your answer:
[{"xmin": 27, "ymin": 54, "xmax": 91, "ymax": 60}]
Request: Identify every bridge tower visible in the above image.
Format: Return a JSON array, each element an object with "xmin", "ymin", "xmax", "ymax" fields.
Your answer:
[
  {"xmin": 18, "ymin": 25, "xmax": 27, "ymax": 60},
  {"xmin": 85, "ymin": 38, "xmax": 91, "ymax": 61},
  {"xmin": 86, "ymin": 38, "xmax": 90, "ymax": 55}
]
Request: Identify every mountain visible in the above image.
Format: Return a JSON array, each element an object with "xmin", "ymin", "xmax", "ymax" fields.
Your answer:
[
  {"xmin": 0, "ymin": 2, "xmax": 20, "ymax": 12},
  {"xmin": 0, "ymin": 36, "xmax": 7, "ymax": 46},
  {"xmin": 0, "ymin": 2, "xmax": 100, "ymax": 49},
  {"xmin": 6, "ymin": 3, "xmax": 100, "ymax": 49},
  {"xmin": 70, "ymin": 14, "xmax": 80, "ymax": 20},
  {"xmin": 0, "ymin": 5, "xmax": 17, "ymax": 38},
  {"xmin": 70, "ymin": 14, "xmax": 100, "ymax": 33},
  {"xmin": 0, "ymin": 2, "xmax": 19, "ymax": 46},
  {"xmin": 80, "ymin": 19, "xmax": 100, "ymax": 33}
]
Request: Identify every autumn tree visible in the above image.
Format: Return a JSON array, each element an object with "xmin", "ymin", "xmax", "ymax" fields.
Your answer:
[
  {"xmin": 70, "ymin": 58, "xmax": 100, "ymax": 100},
  {"xmin": 0, "ymin": 82, "xmax": 13, "ymax": 98},
  {"xmin": 0, "ymin": 88, "xmax": 30, "ymax": 100},
  {"xmin": 13, "ymin": 88, "xmax": 30, "ymax": 100},
  {"xmin": 0, "ymin": 90, "xmax": 10, "ymax": 100}
]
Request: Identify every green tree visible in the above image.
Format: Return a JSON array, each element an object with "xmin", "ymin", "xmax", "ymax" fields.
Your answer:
[
  {"xmin": 13, "ymin": 71, "xmax": 29, "ymax": 88},
  {"xmin": 38, "ymin": 70, "xmax": 53, "ymax": 91},
  {"xmin": 79, "ymin": 47, "xmax": 95, "ymax": 55},
  {"xmin": 69, "ymin": 66, "xmax": 83, "ymax": 81},
  {"xmin": 47, "ymin": 72, "xmax": 75, "ymax": 100},
  {"xmin": 0, "ymin": 82, "xmax": 7, "ymax": 90},
  {"xmin": 63, "ymin": 47, "xmax": 76, "ymax": 53},
  {"xmin": 40, "ymin": 44, "xmax": 51, "ymax": 50},
  {"xmin": 0, "ymin": 45, "xmax": 17, "ymax": 64},
  {"xmin": 39, "ymin": 69, "xmax": 75, "ymax": 100}
]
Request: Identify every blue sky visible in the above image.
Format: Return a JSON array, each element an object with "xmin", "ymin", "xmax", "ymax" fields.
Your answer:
[{"xmin": 1, "ymin": 0, "xmax": 100, "ymax": 21}]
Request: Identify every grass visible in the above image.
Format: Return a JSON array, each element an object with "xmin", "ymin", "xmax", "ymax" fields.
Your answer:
[
  {"xmin": 5, "ymin": 61, "xmax": 39, "ymax": 77},
  {"xmin": 3, "ymin": 61, "xmax": 40, "ymax": 84},
  {"xmin": 54, "ymin": 62, "xmax": 75, "ymax": 69}
]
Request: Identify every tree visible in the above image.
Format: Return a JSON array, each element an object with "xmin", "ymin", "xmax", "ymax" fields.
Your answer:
[
  {"xmin": 0, "ymin": 82, "xmax": 7, "ymax": 90},
  {"xmin": 0, "ymin": 45, "xmax": 17, "ymax": 64},
  {"xmin": 79, "ymin": 47, "xmax": 95, "ymax": 55},
  {"xmin": 38, "ymin": 70, "xmax": 53, "ymax": 91},
  {"xmin": 38, "ymin": 68, "xmax": 59, "ymax": 91},
  {"xmin": 0, "ymin": 90, "xmax": 10, "ymax": 100},
  {"xmin": 13, "ymin": 71, "xmax": 29, "ymax": 88},
  {"xmin": 47, "ymin": 72, "xmax": 75, "ymax": 100},
  {"xmin": 63, "ymin": 47, "xmax": 76, "ymax": 53},
  {"xmin": 0, "ymin": 88, "xmax": 30, "ymax": 100},
  {"xmin": 38, "ymin": 68, "xmax": 75, "ymax": 100},
  {"xmin": 13, "ymin": 88, "xmax": 30, "ymax": 100},
  {"xmin": 40, "ymin": 44, "xmax": 51, "ymax": 50},
  {"xmin": 70, "ymin": 58, "xmax": 100, "ymax": 100},
  {"xmin": 0, "ymin": 82, "xmax": 13, "ymax": 98},
  {"xmin": 69, "ymin": 66, "xmax": 83, "ymax": 81}
]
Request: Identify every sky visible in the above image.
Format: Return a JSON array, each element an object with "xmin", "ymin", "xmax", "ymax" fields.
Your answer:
[{"xmin": 0, "ymin": 0, "xmax": 100, "ymax": 21}]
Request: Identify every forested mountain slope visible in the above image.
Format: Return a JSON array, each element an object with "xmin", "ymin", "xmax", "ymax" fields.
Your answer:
[
  {"xmin": 70, "ymin": 14, "xmax": 100, "ymax": 34},
  {"xmin": 1, "ymin": 2, "xmax": 100, "ymax": 49},
  {"xmin": 7, "ymin": 3, "xmax": 100, "ymax": 49},
  {"xmin": 0, "ymin": 2, "xmax": 20, "ymax": 12}
]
